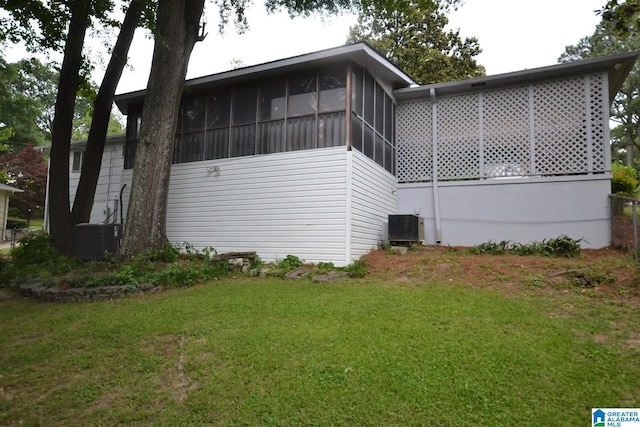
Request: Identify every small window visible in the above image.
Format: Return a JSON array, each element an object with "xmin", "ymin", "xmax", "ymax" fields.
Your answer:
[{"xmin": 72, "ymin": 150, "xmax": 84, "ymax": 172}]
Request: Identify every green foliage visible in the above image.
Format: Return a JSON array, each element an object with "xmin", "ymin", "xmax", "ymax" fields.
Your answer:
[
  {"xmin": 1, "ymin": 240, "xmax": 231, "ymax": 289},
  {"xmin": 543, "ymin": 236, "xmax": 584, "ymax": 258},
  {"xmin": 0, "ymin": 144, "xmax": 48, "ymax": 222},
  {"xmin": 377, "ymin": 241, "xmax": 391, "ymax": 251},
  {"xmin": 471, "ymin": 236, "xmax": 583, "ymax": 258},
  {"xmin": 469, "ymin": 240, "xmax": 511, "ymax": 255},
  {"xmin": 11, "ymin": 233, "xmax": 59, "ymax": 266},
  {"xmin": 316, "ymin": 262, "xmax": 336, "ymax": 273},
  {"xmin": 560, "ymin": 17, "xmax": 640, "ymax": 165},
  {"xmin": 600, "ymin": 0, "xmax": 640, "ymax": 37},
  {"xmin": 0, "ymin": 232, "xmax": 79, "ymax": 286},
  {"xmin": 346, "ymin": 0, "xmax": 485, "ymax": 84},
  {"xmin": 277, "ymin": 254, "xmax": 304, "ymax": 271},
  {"xmin": 611, "ymin": 162, "xmax": 639, "ymax": 195},
  {"xmin": 344, "ymin": 257, "xmax": 368, "ymax": 278}
]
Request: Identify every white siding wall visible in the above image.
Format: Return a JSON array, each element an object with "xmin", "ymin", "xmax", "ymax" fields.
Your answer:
[
  {"xmin": 69, "ymin": 143, "xmax": 125, "ymax": 224},
  {"xmin": 122, "ymin": 147, "xmax": 350, "ymax": 264},
  {"xmin": 397, "ymin": 176, "xmax": 611, "ymax": 248},
  {"xmin": 350, "ymin": 150, "xmax": 397, "ymax": 260}
]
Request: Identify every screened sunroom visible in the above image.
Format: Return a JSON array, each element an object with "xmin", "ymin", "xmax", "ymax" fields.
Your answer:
[
  {"xmin": 114, "ymin": 43, "xmax": 414, "ymax": 265},
  {"xmin": 122, "ymin": 56, "xmax": 402, "ymax": 176}
]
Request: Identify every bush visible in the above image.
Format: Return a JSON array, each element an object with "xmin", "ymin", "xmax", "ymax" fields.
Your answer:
[
  {"xmin": 612, "ymin": 163, "xmax": 638, "ymax": 195},
  {"xmin": 12, "ymin": 233, "xmax": 59, "ymax": 266},
  {"xmin": 471, "ymin": 236, "xmax": 583, "ymax": 258},
  {"xmin": 277, "ymin": 255, "xmax": 303, "ymax": 271},
  {"xmin": 344, "ymin": 258, "xmax": 368, "ymax": 278},
  {"xmin": 469, "ymin": 240, "xmax": 511, "ymax": 255}
]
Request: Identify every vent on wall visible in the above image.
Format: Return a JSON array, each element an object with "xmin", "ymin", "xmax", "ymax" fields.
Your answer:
[
  {"xmin": 388, "ymin": 215, "xmax": 425, "ymax": 245},
  {"xmin": 74, "ymin": 224, "xmax": 122, "ymax": 261}
]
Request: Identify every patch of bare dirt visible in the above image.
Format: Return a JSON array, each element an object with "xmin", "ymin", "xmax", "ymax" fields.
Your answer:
[{"xmin": 363, "ymin": 246, "xmax": 640, "ymax": 306}]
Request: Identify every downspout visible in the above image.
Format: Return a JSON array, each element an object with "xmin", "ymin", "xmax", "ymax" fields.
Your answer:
[{"xmin": 431, "ymin": 88, "xmax": 442, "ymax": 244}]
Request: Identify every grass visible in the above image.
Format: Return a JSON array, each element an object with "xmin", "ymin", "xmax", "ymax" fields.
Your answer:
[{"xmin": 1, "ymin": 275, "xmax": 639, "ymax": 426}]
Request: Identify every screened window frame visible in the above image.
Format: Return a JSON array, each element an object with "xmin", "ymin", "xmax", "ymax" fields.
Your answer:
[
  {"xmin": 124, "ymin": 62, "xmax": 354, "ymax": 169},
  {"xmin": 350, "ymin": 65, "xmax": 397, "ymax": 175}
]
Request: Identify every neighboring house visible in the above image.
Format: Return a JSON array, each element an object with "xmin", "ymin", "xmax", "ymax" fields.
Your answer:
[
  {"xmin": 65, "ymin": 43, "xmax": 638, "ymax": 265},
  {"xmin": 0, "ymin": 183, "xmax": 23, "ymax": 240},
  {"xmin": 69, "ymin": 134, "xmax": 126, "ymax": 224}
]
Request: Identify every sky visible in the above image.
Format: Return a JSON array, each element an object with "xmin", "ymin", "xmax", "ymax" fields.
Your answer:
[{"xmin": 6, "ymin": 0, "xmax": 607, "ymax": 95}]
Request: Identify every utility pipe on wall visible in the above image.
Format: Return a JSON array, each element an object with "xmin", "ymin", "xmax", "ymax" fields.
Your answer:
[{"xmin": 430, "ymin": 88, "xmax": 442, "ymax": 243}]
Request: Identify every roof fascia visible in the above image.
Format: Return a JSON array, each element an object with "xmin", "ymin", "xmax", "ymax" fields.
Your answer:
[
  {"xmin": 394, "ymin": 50, "xmax": 639, "ymax": 102},
  {"xmin": 114, "ymin": 43, "xmax": 415, "ymax": 114}
]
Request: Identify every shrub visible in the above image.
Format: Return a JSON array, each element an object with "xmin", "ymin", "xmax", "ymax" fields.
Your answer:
[
  {"xmin": 277, "ymin": 255, "xmax": 303, "ymax": 271},
  {"xmin": 544, "ymin": 235, "xmax": 583, "ymax": 258},
  {"xmin": 471, "ymin": 236, "xmax": 583, "ymax": 258},
  {"xmin": 12, "ymin": 233, "xmax": 58, "ymax": 266},
  {"xmin": 344, "ymin": 258, "xmax": 368, "ymax": 278},
  {"xmin": 611, "ymin": 163, "xmax": 638, "ymax": 195},
  {"xmin": 469, "ymin": 240, "xmax": 511, "ymax": 255}
]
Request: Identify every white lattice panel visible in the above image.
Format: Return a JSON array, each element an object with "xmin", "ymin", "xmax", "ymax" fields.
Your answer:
[
  {"xmin": 437, "ymin": 94, "xmax": 480, "ymax": 179},
  {"xmin": 396, "ymin": 101, "xmax": 433, "ymax": 182},
  {"xmin": 482, "ymin": 87, "xmax": 531, "ymax": 176},
  {"xmin": 589, "ymin": 73, "xmax": 607, "ymax": 172},
  {"xmin": 534, "ymin": 77, "xmax": 588, "ymax": 174},
  {"xmin": 395, "ymin": 74, "xmax": 608, "ymax": 183}
]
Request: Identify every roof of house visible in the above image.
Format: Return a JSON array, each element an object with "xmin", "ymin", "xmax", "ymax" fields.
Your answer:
[
  {"xmin": 394, "ymin": 50, "xmax": 639, "ymax": 102},
  {"xmin": 69, "ymin": 134, "xmax": 126, "ymax": 149},
  {"xmin": 114, "ymin": 42, "xmax": 417, "ymax": 114},
  {"xmin": 0, "ymin": 183, "xmax": 23, "ymax": 193}
]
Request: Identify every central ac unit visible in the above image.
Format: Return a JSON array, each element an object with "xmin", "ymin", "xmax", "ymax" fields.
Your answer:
[
  {"xmin": 74, "ymin": 224, "xmax": 122, "ymax": 261},
  {"xmin": 388, "ymin": 214, "xmax": 425, "ymax": 244}
]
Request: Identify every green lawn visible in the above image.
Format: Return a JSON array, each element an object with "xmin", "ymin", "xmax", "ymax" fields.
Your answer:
[{"xmin": 0, "ymin": 277, "xmax": 638, "ymax": 426}]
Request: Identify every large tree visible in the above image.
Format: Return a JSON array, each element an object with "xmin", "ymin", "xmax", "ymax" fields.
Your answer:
[
  {"xmin": 559, "ymin": 18, "xmax": 640, "ymax": 167},
  {"xmin": 0, "ymin": 58, "xmax": 57, "ymax": 148},
  {"xmin": 346, "ymin": 0, "xmax": 484, "ymax": 84},
  {"xmin": 601, "ymin": 0, "xmax": 640, "ymax": 36},
  {"xmin": 0, "ymin": 57, "xmax": 124, "ymax": 150},
  {"xmin": 1, "ymin": 0, "xmax": 146, "ymax": 253},
  {"xmin": 119, "ymin": 0, "xmax": 205, "ymax": 255},
  {"xmin": 71, "ymin": 0, "xmax": 145, "ymax": 225}
]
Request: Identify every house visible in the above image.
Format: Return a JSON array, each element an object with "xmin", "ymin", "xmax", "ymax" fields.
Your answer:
[
  {"xmin": 67, "ymin": 43, "xmax": 638, "ymax": 265},
  {"xmin": 69, "ymin": 134, "xmax": 126, "ymax": 224},
  {"xmin": 0, "ymin": 183, "xmax": 23, "ymax": 240}
]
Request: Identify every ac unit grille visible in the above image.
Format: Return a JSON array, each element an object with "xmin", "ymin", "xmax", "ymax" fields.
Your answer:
[
  {"xmin": 74, "ymin": 224, "xmax": 122, "ymax": 261},
  {"xmin": 388, "ymin": 215, "xmax": 425, "ymax": 244}
]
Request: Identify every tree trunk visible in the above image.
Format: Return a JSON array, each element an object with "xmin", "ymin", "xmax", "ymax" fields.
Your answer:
[
  {"xmin": 119, "ymin": 0, "xmax": 205, "ymax": 257},
  {"xmin": 48, "ymin": 0, "xmax": 91, "ymax": 254},
  {"xmin": 71, "ymin": 0, "xmax": 143, "ymax": 224}
]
